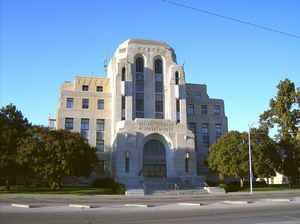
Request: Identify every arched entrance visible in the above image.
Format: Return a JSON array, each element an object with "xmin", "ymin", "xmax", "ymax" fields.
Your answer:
[{"xmin": 143, "ymin": 139, "xmax": 166, "ymax": 178}]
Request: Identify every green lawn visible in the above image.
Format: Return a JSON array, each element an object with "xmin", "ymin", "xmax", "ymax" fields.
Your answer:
[
  {"xmin": 0, "ymin": 186, "xmax": 114, "ymax": 195},
  {"xmin": 239, "ymin": 184, "xmax": 300, "ymax": 192}
]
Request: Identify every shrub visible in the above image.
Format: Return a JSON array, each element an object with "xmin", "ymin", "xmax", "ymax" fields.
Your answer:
[{"xmin": 92, "ymin": 177, "xmax": 126, "ymax": 194}]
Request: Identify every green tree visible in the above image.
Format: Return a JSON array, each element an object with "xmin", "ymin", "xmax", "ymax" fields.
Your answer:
[
  {"xmin": 0, "ymin": 104, "xmax": 29, "ymax": 190},
  {"xmin": 208, "ymin": 130, "xmax": 280, "ymax": 188},
  {"xmin": 16, "ymin": 126, "xmax": 48, "ymax": 186},
  {"xmin": 17, "ymin": 128, "xmax": 99, "ymax": 190},
  {"xmin": 259, "ymin": 79, "xmax": 300, "ymax": 184}
]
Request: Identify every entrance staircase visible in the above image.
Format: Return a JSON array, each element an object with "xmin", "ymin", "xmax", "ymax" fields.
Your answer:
[
  {"xmin": 143, "ymin": 177, "xmax": 207, "ymax": 195},
  {"xmin": 124, "ymin": 176, "xmax": 208, "ymax": 196}
]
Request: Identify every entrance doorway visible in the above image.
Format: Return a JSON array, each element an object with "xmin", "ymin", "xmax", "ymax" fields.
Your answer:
[{"xmin": 143, "ymin": 139, "xmax": 166, "ymax": 178}]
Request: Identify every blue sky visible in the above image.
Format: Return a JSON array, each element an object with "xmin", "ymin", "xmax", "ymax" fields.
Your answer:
[{"xmin": 1, "ymin": 0, "xmax": 299, "ymax": 133}]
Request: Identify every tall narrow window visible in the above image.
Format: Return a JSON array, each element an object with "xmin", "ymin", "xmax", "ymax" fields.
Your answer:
[
  {"xmin": 216, "ymin": 124, "xmax": 222, "ymax": 140},
  {"xmin": 125, "ymin": 151, "xmax": 130, "ymax": 173},
  {"xmin": 201, "ymin": 123, "xmax": 209, "ymax": 145},
  {"xmin": 214, "ymin": 105, "xmax": 221, "ymax": 115},
  {"xmin": 122, "ymin": 67, "xmax": 126, "ymax": 81},
  {"xmin": 176, "ymin": 99, "xmax": 180, "ymax": 122},
  {"xmin": 96, "ymin": 119, "xmax": 104, "ymax": 152},
  {"xmin": 135, "ymin": 58, "xmax": 144, "ymax": 118},
  {"xmin": 195, "ymin": 92, "xmax": 201, "ymax": 100},
  {"xmin": 136, "ymin": 57, "xmax": 144, "ymax": 73},
  {"xmin": 188, "ymin": 122, "xmax": 197, "ymax": 150},
  {"xmin": 121, "ymin": 96, "xmax": 126, "ymax": 120},
  {"xmin": 82, "ymin": 99, "xmax": 89, "ymax": 109},
  {"xmin": 98, "ymin": 99, "xmax": 104, "ymax": 110},
  {"xmin": 201, "ymin": 105, "xmax": 207, "ymax": 115},
  {"xmin": 154, "ymin": 59, "xmax": 162, "ymax": 73},
  {"xmin": 185, "ymin": 152, "xmax": 190, "ymax": 173},
  {"xmin": 188, "ymin": 104, "xmax": 194, "ymax": 114},
  {"xmin": 66, "ymin": 98, "xmax": 73, "ymax": 108},
  {"xmin": 175, "ymin": 71, "xmax": 179, "ymax": 85},
  {"xmin": 154, "ymin": 58, "xmax": 164, "ymax": 119},
  {"xmin": 188, "ymin": 122, "xmax": 196, "ymax": 134},
  {"xmin": 81, "ymin": 119, "xmax": 89, "ymax": 143}
]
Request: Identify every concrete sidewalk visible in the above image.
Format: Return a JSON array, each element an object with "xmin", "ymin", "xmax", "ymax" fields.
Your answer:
[{"xmin": 1, "ymin": 189, "xmax": 300, "ymax": 202}]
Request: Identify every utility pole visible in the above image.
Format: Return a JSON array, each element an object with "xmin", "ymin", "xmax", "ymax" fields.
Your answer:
[{"xmin": 248, "ymin": 124, "xmax": 253, "ymax": 194}]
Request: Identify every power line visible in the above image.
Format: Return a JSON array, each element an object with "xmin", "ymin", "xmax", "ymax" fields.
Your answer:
[{"xmin": 161, "ymin": 0, "xmax": 300, "ymax": 39}]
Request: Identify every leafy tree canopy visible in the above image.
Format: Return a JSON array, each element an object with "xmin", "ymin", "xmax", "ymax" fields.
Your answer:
[
  {"xmin": 208, "ymin": 130, "xmax": 280, "ymax": 187},
  {"xmin": 0, "ymin": 104, "xmax": 30, "ymax": 190}
]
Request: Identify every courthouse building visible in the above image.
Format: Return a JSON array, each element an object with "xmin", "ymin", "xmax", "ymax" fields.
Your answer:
[{"xmin": 56, "ymin": 39, "xmax": 228, "ymax": 189}]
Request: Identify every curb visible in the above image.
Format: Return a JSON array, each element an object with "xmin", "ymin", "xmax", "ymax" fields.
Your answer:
[
  {"xmin": 265, "ymin": 198, "xmax": 291, "ymax": 202},
  {"xmin": 177, "ymin": 202, "xmax": 202, "ymax": 206},
  {"xmin": 124, "ymin": 204, "xmax": 148, "ymax": 208},
  {"xmin": 223, "ymin": 200, "xmax": 249, "ymax": 205},
  {"xmin": 69, "ymin": 204, "xmax": 93, "ymax": 209},
  {"xmin": 11, "ymin": 203, "xmax": 31, "ymax": 208}
]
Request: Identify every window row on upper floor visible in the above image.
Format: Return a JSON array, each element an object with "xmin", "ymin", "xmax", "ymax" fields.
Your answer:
[
  {"xmin": 121, "ymin": 57, "xmax": 181, "ymax": 85},
  {"xmin": 187, "ymin": 104, "xmax": 222, "ymax": 116},
  {"xmin": 66, "ymin": 98, "xmax": 105, "ymax": 110},
  {"xmin": 65, "ymin": 118, "xmax": 105, "ymax": 152},
  {"xmin": 188, "ymin": 122, "xmax": 223, "ymax": 145},
  {"xmin": 80, "ymin": 85, "xmax": 104, "ymax": 92}
]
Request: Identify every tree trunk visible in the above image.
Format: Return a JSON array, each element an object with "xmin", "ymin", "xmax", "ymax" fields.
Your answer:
[
  {"xmin": 240, "ymin": 178, "xmax": 244, "ymax": 189},
  {"xmin": 5, "ymin": 179, "xmax": 10, "ymax": 191},
  {"xmin": 240, "ymin": 178, "xmax": 244, "ymax": 188}
]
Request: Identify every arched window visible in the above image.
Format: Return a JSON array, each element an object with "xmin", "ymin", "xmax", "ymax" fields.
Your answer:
[
  {"xmin": 135, "ymin": 56, "xmax": 144, "ymax": 118},
  {"xmin": 154, "ymin": 58, "xmax": 164, "ymax": 119},
  {"xmin": 136, "ymin": 57, "xmax": 144, "ymax": 73},
  {"xmin": 154, "ymin": 59, "xmax": 162, "ymax": 74},
  {"xmin": 175, "ymin": 71, "xmax": 179, "ymax": 85},
  {"xmin": 121, "ymin": 67, "xmax": 126, "ymax": 81}
]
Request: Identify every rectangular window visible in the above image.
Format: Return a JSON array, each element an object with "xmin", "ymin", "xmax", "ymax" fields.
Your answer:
[
  {"xmin": 216, "ymin": 124, "xmax": 222, "ymax": 140},
  {"xmin": 82, "ymin": 85, "xmax": 89, "ymax": 91},
  {"xmin": 214, "ymin": 105, "xmax": 221, "ymax": 115},
  {"xmin": 136, "ymin": 99, "xmax": 144, "ymax": 112},
  {"xmin": 96, "ymin": 119, "xmax": 105, "ymax": 131},
  {"xmin": 136, "ymin": 112, "xmax": 144, "ymax": 118},
  {"xmin": 65, "ymin": 118, "xmax": 73, "ymax": 130},
  {"xmin": 176, "ymin": 99, "xmax": 180, "ymax": 112},
  {"xmin": 122, "ymin": 96, "xmax": 126, "ymax": 120},
  {"xmin": 81, "ymin": 119, "xmax": 89, "ymax": 130},
  {"xmin": 155, "ymin": 100, "xmax": 163, "ymax": 112},
  {"xmin": 66, "ymin": 98, "xmax": 73, "ymax": 108},
  {"xmin": 201, "ymin": 123, "xmax": 209, "ymax": 145},
  {"xmin": 201, "ymin": 105, "xmax": 207, "ymax": 115},
  {"xmin": 136, "ymin": 80, "xmax": 144, "ymax": 92},
  {"xmin": 82, "ymin": 98, "xmax": 89, "ymax": 109},
  {"xmin": 188, "ymin": 122, "xmax": 196, "ymax": 134},
  {"xmin": 96, "ymin": 119, "xmax": 104, "ymax": 152},
  {"xmin": 97, "ymin": 86, "xmax": 103, "ymax": 92},
  {"xmin": 195, "ymin": 92, "xmax": 201, "ymax": 100},
  {"xmin": 97, "ymin": 99, "xmax": 104, "ymax": 110},
  {"xmin": 188, "ymin": 104, "xmax": 194, "ymax": 114},
  {"xmin": 155, "ymin": 81, "xmax": 163, "ymax": 93},
  {"xmin": 81, "ymin": 119, "xmax": 89, "ymax": 143}
]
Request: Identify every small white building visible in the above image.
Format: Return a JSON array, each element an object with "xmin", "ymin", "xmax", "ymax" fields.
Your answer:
[{"xmin": 56, "ymin": 39, "xmax": 228, "ymax": 189}]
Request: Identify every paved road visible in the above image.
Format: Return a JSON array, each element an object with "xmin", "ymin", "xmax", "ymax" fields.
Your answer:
[
  {"xmin": 1, "ymin": 191, "xmax": 300, "ymax": 224},
  {"xmin": 1, "ymin": 200, "xmax": 300, "ymax": 224}
]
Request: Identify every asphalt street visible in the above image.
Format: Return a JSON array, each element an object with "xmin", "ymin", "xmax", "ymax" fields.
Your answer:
[{"xmin": 1, "ymin": 191, "xmax": 300, "ymax": 224}]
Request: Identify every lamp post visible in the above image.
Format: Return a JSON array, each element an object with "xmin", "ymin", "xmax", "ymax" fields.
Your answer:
[{"xmin": 248, "ymin": 124, "xmax": 254, "ymax": 194}]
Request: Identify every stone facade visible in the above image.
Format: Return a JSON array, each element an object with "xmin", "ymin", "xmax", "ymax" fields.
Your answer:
[{"xmin": 56, "ymin": 39, "xmax": 228, "ymax": 188}]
